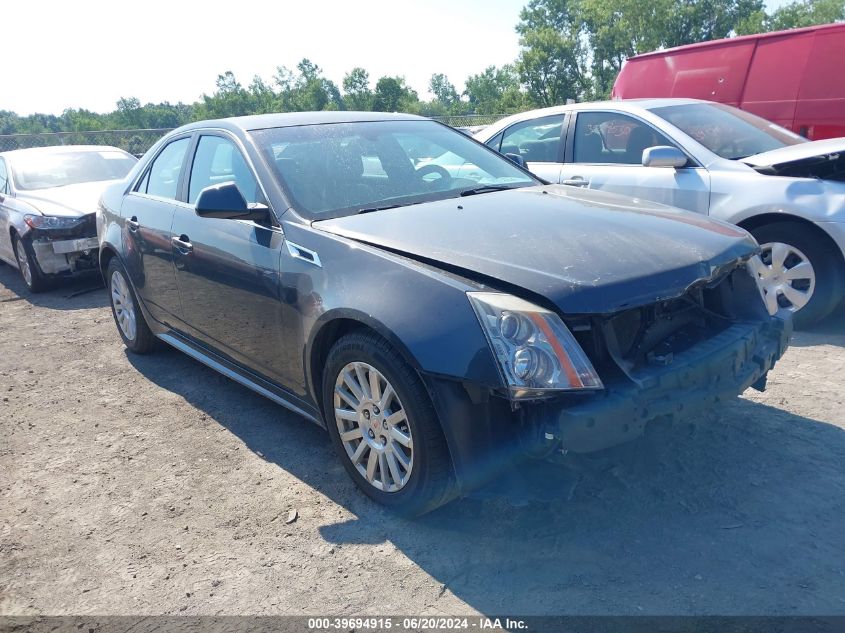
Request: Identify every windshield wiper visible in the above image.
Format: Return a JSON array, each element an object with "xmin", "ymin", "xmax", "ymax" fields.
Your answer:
[
  {"xmin": 458, "ymin": 184, "xmax": 520, "ymax": 197},
  {"xmin": 357, "ymin": 204, "xmax": 402, "ymax": 214}
]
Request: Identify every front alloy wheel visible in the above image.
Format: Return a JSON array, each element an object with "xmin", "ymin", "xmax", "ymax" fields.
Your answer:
[
  {"xmin": 13, "ymin": 235, "xmax": 47, "ymax": 292},
  {"xmin": 750, "ymin": 221, "xmax": 842, "ymax": 328},
  {"xmin": 334, "ymin": 361, "xmax": 414, "ymax": 492},
  {"xmin": 322, "ymin": 332, "xmax": 456, "ymax": 515},
  {"xmin": 755, "ymin": 241, "xmax": 816, "ymax": 315}
]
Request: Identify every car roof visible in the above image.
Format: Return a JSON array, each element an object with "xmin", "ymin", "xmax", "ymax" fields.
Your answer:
[
  {"xmin": 480, "ymin": 98, "xmax": 714, "ymax": 136},
  {"xmin": 177, "ymin": 111, "xmax": 428, "ymax": 134},
  {"xmin": 0, "ymin": 144, "xmax": 128, "ymax": 159}
]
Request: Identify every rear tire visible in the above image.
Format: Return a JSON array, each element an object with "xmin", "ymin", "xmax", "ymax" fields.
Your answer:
[
  {"xmin": 750, "ymin": 222, "xmax": 842, "ymax": 329},
  {"xmin": 322, "ymin": 332, "xmax": 456, "ymax": 515},
  {"xmin": 12, "ymin": 234, "xmax": 49, "ymax": 293},
  {"xmin": 106, "ymin": 258, "xmax": 156, "ymax": 354}
]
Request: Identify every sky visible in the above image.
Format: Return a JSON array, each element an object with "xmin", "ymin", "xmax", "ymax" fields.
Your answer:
[
  {"xmin": 4, "ymin": 0, "xmax": 524, "ymax": 116},
  {"xmin": 5, "ymin": 0, "xmax": 794, "ymax": 116}
]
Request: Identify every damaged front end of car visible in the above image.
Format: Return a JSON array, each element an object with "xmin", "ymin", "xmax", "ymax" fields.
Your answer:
[
  {"xmin": 22, "ymin": 213, "xmax": 100, "ymax": 277},
  {"xmin": 517, "ymin": 258, "xmax": 790, "ymax": 458}
]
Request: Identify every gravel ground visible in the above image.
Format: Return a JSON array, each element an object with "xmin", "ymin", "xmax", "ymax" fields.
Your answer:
[{"xmin": 1, "ymin": 263, "xmax": 844, "ymax": 617}]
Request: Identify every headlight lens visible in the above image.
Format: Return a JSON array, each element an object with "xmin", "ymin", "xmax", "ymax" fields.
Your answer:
[
  {"xmin": 24, "ymin": 214, "xmax": 84, "ymax": 230},
  {"xmin": 468, "ymin": 292, "xmax": 603, "ymax": 397}
]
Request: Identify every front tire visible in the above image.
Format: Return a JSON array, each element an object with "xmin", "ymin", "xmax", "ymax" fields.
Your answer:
[
  {"xmin": 106, "ymin": 258, "xmax": 156, "ymax": 354},
  {"xmin": 750, "ymin": 222, "xmax": 842, "ymax": 328},
  {"xmin": 12, "ymin": 234, "xmax": 48, "ymax": 293},
  {"xmin": 322, "ymin": 332, "xmax": 456, "ymax": 515}
]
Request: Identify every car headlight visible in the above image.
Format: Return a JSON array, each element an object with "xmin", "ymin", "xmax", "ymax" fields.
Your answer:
[
  {"xmin": 24, "ymin": 214, "xmax": 84, "ymax": 230},
  {"xmin": 468, "ymin": 292, "xmax": 603, "ymax": 398}
]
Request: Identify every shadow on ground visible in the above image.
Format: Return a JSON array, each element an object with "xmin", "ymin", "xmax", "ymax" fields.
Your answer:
[
  {"xmin": 789, "ymin": 302, "xmax": 845, "ymax": 348},
  {"xmin": 0, "ymin": 264, "xmax": 106, "ymax": 311},
  {"xmin": 127, "ymin": 342, "xmax": 845, "ymax": 616}
]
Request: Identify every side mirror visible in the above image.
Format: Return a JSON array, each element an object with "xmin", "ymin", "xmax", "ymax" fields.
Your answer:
[
  {"xmin": 195, "ymin": 182, "xmax": 270, "ymax": 222},
  {"xmin": 504, "ymin": 152, "xmax": 526, "ymax": 168},
  {"xmin": 642, "ymin": 146, "xmax": 688, "ymax": 168}
]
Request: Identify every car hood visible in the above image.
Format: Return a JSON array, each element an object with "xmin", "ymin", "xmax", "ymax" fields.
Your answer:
[
  {"xmin": 740, "ymin": 137, "xmax": 845, "ymax": 169},
  {"xmin": 14, "ymin": 180, "xmax": 117, "ymax": 217},
  {"xmin": 314, "ymin": 185, "xmax": 757, "ymax": 314}
]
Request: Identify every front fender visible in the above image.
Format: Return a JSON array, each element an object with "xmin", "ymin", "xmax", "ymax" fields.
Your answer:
[{"xmin": 292, "ymin": 222, "xmax": 503, "ymax": 398}]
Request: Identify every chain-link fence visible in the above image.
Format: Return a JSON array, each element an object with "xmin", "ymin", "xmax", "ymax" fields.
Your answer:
[
  {"xmin": 0, "ymin": 129, "xmax": 173, "ymax": 156},
  {"xmin": 431, "ymin": 114, "xmax": 507, "ymax": 128},
  {"xmin": 0, "ymin": 115, "xmax": 508, "ymax": 156}
]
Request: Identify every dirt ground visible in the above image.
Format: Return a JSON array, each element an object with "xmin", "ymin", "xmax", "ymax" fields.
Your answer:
[{"xmin": 1, "ymin": 262, "xmax": 844, "ymax": 617}]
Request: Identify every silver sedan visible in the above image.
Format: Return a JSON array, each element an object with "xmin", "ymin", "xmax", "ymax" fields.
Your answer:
[
  {"xmin": 0, "ymin": 145, "xmax": 137, "ymax": 291},
  {"xmin": 476, "ymin": 99, "xmax": 845, "ymax": 326}
]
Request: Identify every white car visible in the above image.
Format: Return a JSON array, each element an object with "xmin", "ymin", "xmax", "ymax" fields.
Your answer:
[
  {"xmin": 0, "ymin": 145, "xmax": 137, "ymax": 291},
  {"xmin": 475, "ymin": 99, "xmax": 845, "ymax": 326}
]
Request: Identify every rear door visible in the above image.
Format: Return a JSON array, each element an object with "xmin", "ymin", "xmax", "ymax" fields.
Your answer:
[
  {"xmin": 120, "ymin": 135, "xmax": 191, "ymax": 325},
  {"xmin": 490, "ymin": 114, "xmax": 566, "ymax": 183},
  {"xmin": 559, "ymin": 110, "xmax": 711, "ymax": 214},
  {"xmin": 170, "ymin": 132, "xmax": 287, "ymax": 383}
]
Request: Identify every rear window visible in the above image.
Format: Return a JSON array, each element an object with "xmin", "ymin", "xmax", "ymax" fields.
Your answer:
[{"xmin": 12, "ymin": 150, "xmax": 137, "ymax": 191}]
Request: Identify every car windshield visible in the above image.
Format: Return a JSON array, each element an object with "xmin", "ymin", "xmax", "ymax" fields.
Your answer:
[
  {"xmin": 649, "ymin": 102, "xmax": 807, "ymax": 160},
  {"xmin": 251, "ymin": 119, "xmax": 538, "ymax": 220},
  {"xmin": 12, "ymin": 150, "xmax": 137, "ymax": 191}
]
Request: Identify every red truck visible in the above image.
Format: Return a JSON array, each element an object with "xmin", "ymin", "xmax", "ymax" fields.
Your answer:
[{"xmin": 612, "ymin": 23, "xmax": 845, "ymax": 140}]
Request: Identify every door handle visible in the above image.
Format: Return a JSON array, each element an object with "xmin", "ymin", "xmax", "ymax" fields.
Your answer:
[
  {"xmin": 171, "ymin": 235, "xmax": 193, "ymax": 253},
  {"xmin": 562, "ymin": 177, "xmax": 589, "ymax": 187},
  {"xmin": 127, "ymin": 216, "xmax": 140, "ymax": 231}
]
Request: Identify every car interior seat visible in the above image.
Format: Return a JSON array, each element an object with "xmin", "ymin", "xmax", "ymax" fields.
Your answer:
[
  {"xmin": 626, "ymin": 126, "xmax": 656, "ymax": 164},
  {"xmin": 576, "ymin": 132, "xmax": 605, "ymax": 163}
]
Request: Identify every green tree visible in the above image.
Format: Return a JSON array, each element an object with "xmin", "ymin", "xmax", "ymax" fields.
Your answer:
[
  {"xmin": 372, "ymin": 76, "xmax": 419, "ymax": 112},
  {"xmin": 516, "ymin": 0, "xmax": 588, "ymax": 105},
  {"xmin": 766, "ymin": 0, "xmax": 845, "ymax": 30},
  {"xmin": 342, "ymin": 67, "xmax": 374, "ymax": 111},
  {"xmin": 429, "ymin": 73, "xmax": 460, "ymax": 108},
  {"xmin": 464, "ymin": 65, "xmax": 528, "ymax": 114}
]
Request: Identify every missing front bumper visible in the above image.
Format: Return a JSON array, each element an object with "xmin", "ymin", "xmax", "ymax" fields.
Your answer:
[
  {"xmin": 30, "ymin": 238, "xmax": 99, "ymax": 276},
  {"xmin": 542, "ymin": 317, "xmax": 790, "ymax": 453}
]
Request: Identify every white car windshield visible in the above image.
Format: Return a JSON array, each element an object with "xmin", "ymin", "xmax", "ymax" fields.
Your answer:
[
  {"xmin": 252, "ymin": 119, "xmax": 537, "ymax": 219},
  {"xmin": 649, "ymin": 102, "xmax": 807, "ymax": 160},
  {"xmin": 12, "ymin": 150, "xmax": 137, "ymax": 191}
]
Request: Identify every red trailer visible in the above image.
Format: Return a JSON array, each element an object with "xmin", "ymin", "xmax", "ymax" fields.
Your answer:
[{"xmin": 612, "ymin": 23, "xmax": 845, "ymax": 140}]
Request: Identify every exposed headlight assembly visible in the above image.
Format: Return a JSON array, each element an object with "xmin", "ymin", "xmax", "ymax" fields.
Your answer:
[
  {"xmin": 24, "ymin": 214, "xmax": 84, "ymax": 230},
  {"xmin": 468, "ymin": 292, "xmax": 603, "ymax": 399}
]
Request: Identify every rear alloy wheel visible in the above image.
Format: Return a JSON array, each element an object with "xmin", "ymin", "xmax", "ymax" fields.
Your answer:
[
  {"xmin": 106, "ymin": 258, "xmax": 156, "ymax": 354},
  {"xmin": 750, "ymin": 222, "xmax": 842, "ymax": 328},
  {"xmin": 322, "ymin": 332, "xmax": 456, "ymax": 515},
  {"xmin": 12, "ymin": 234, "xmax": 48, "ymax": 292}
]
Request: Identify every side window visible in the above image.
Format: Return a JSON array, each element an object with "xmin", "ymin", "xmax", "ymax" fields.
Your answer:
[
  {"xmin": 0, "ymin": 159, "xmax": 8, "ymax": 194},
  {"xmin": 143, "ymin": 137, "xmax": 190, "ymax": 199},
  {"xmin": 572, "ymin": 112, "xmax": 675, "ymax": 165},
  {"xmin": 188, "ymin": 135, "xmax": 260, "ymax": 204},
  {"xmin": 485, "ymin": 131, "xmax": 504, "ymax": 152},
  {"xmin": 500, "ymin": 115, "xmax": 565, "ymax": 163}
]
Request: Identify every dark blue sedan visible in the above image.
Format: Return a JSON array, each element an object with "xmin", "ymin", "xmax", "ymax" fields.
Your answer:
[{"xmin": 97, "ymin": 112, "xmax": 789, "ymax": 514}]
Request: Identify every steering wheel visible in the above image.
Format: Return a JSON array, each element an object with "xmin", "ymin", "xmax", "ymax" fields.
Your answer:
[{"xmin": 416, "ymin": 164, "xmax": 453, "ymax": 188}]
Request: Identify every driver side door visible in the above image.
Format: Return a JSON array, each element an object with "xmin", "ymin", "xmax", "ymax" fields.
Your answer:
[
  {"xmin": 171, "ymin": 132, "xmax": 288, "ymax": 384},
  {"xmin": 559, "ymin": 111, "xmax": 711, "ymax": 214}
]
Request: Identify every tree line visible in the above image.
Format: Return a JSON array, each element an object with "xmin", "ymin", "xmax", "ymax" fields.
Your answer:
[{"xmin": 0, "ymin": 0, "xmax": 841, "ymax": 136}]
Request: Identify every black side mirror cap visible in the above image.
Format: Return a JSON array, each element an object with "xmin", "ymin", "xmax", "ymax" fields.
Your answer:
[
  {"xmin": 504, "ymin": 153, "xmax": 526, "ymax": 168},
  {"xmin": 195, "ymin": 182, "xmax": 270, "ymax": 222}
]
